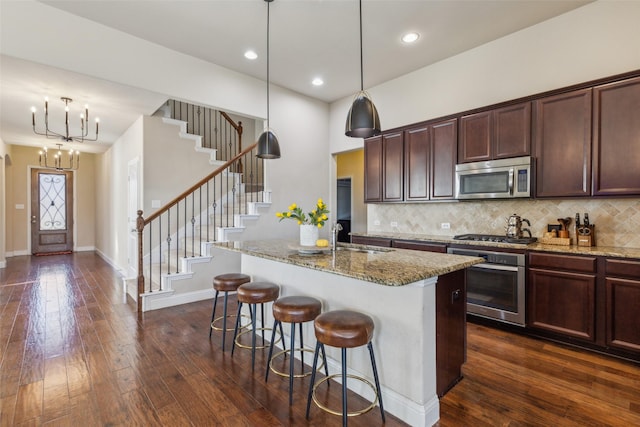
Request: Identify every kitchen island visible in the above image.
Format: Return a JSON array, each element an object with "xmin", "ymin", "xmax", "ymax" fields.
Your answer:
[{"xmin": 214, "ymin": 239, "xmax": 482, "ymax": 427}]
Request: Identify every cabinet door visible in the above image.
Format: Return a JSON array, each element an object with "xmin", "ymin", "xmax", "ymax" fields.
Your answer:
[
  {"xmin": 534, "ymin": 88, "xmax": 592, "ymax": 197},
  {"xmin": 528, "ymin": 268, "xmax": 596, "ymax": 342},
  {"xmin": 364, "ymin": 136, "xmax": 382, "ymax": 202},
  {"xmin": 606, "ymin": 277, "xmax": 640, "ymax": 353},
  {"xmin": 593, "ymin": 76, "xmax": 640, "ymax": 196},
  {"xmin": 392, "ymin": 239, "xmax": 447, "ymax": 253},
  {"xmin": 404, "ymin": 126, "xmax": 430, "ymax": 201},
  {"xmin": 458, "ymin": 111, "xmax": 491, "ymax": 163},
  {"xmin": 493, "ymin": 102, "xmax": 531, "ymax": 159},
  {"xmin": 350, "ymin": 236, "xmax": 392, "ymax": 247},
  {"xmin": 436, "ymin": 269, "xmax": 466, "ymax": 397},
  {"xmin": 382, "ymin": 132, "xmax": 404, "ymax": 202},
  {"xmin": 431, "ymin": 118, "xmax": 457, "ymax": 200}
]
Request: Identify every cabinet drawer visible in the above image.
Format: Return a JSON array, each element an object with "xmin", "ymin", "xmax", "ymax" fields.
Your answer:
[
  {"xmin": 350, "ymin": 236, "xmax": 392, "ymax": 247},
  {"xmin": 605, "ymin": 259, "xmax": 640, "ymax": 279},
  {"xmin": 529, "ymin": 252, "xmax": 597, "ymax": 273},
  {"xmin": 392, "ymin": 240, "xmax": 447, "ymax": 253}
]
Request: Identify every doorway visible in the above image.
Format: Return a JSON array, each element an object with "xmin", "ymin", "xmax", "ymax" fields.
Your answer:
[
  {"xmin": 30, "ymin": 169, "xmax": 74, "ymax": 255},
  {"xmin": 336, "ymin": 178, "xmax": 351, "ymax": 242}
]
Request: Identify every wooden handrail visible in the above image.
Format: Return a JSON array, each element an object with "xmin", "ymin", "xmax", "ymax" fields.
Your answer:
[
  {"xmin": 142, "ymin": 141, "xmax": 258, "ymax": 226},
  {"xmin": 220, "ymin": 111, "xmax": 243, "ymax": 135}
]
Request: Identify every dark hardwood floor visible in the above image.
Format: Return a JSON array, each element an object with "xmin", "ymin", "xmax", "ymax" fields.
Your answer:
[{"xmin": 1, "ymin": 252, "xmax": 639, "ymax": 426}]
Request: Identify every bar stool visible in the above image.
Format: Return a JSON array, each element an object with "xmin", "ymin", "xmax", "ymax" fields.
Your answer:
[
  {"xmin": 231, "ymin": 281, "xmax": 282, "ymax": 370},
  {"xmin": 209, "ymin": 273, "xmax": 250, "ymax": 351},
  {"xmin": 265, "ymin": 296, "xmax": 329, "ymax": 405},
  {"xmin": 306, "ymin": 310, "xmax": 385, "ymax": 427}
]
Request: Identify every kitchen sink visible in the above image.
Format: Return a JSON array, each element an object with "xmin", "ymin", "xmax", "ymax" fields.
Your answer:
[{"xmin": 336, "ymin": 246, "xmax": 392, "ymax": 254}]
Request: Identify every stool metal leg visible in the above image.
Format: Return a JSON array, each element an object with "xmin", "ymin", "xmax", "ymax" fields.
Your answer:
[
  {"xmin": 288, "ymin": 322, "xmax": 296, "ymax": 405},
  {"xmin": 299, "ymin": 323, "xmax": 304, "ymax": 368},
  {"xmin": 209, "ymin": 290, "xmax": 219, "ymax": 338},
  {"xmin": 221, "ymin": 291, "xmax": 229, "ymax": 350},
  {"xmin": 341, "ymin": 347, "xmax": 348, "ymax": 427},
  {"xmin": 368, "ymin": 342, "xmax": 385, "ymax": 422},
  {"xmin": 305, "ymin": 341, "xmax": 322, "ymax": 420},
  {"xmin": 250, "ymin": 303, "xmax": 257, "ymax": 370},
  {"xmin": 231, "ymin": 302, "xmax": 243, "ymax": 356},
  {"xmin": 265, "ymin": 319, "xmax": 281, "ymax": 382}
]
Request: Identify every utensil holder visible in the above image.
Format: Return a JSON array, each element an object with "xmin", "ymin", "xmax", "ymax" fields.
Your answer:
[{"xmin": 576, "ymin": 225, "xmax": 595, "ymax": 247}]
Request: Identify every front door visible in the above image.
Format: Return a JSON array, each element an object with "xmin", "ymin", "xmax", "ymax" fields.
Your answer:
[{"xmin": 31, "ymin": 169, "xmax": 74, "ymax": 255}]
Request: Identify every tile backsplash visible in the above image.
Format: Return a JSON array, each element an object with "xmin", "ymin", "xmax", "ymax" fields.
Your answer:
[{"xmin": 368, "ymin": 198, "xmax": 640, "ymax": 248}]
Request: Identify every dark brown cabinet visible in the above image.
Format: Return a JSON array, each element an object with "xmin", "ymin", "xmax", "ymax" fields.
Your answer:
[
  {"xmin": 528, "ymin": 252, "xmax": 597, "ymax": 342},
  {"xmin": 458, "ymin": 102, "xmax": 530, "ymax": 163},
  {"xmin": 605, "ymin": 259, "xmax": 640, "ymax": 353},
  {"xmin": 534, "ymin": 88, "xmax": 592, "ymax": 198},
  {"xmin": 364, "ymin": 132, "xmax": 404, "ymax": 202},
  {"xmin": 405, "ymin": 119, "xmax": 457, "ymax": 201},
  {"xmin": 592, "ymin": 76, "xmax": 640, "ymax": 196},
  {"xmin": 350, "ymin": 235, "xmax": 392, "ymax": 247}
]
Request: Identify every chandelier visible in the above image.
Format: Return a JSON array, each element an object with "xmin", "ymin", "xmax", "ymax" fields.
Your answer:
[
  {"xmin": 39, "ymin": 143, "xmax": 80, "ymax": 171},
  {"xmin": 31, "ymin": 96, "xmax": 99, "ymax": 143}
]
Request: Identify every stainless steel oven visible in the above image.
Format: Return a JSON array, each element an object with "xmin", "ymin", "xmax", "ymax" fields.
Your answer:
[{"xmin": 447, "ymin": 247, "xmax": 525, "ymax": 326}]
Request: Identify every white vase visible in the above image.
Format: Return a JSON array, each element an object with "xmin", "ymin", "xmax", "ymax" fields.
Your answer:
[{"xmin": 299, "ymin": 224, "xmax": 319, "ymax": 246}]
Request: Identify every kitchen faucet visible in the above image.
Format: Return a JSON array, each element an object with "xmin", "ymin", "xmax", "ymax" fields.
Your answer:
[{"xmin": 331, "ymin": 222, "xmax": 343, "ymax": 251}]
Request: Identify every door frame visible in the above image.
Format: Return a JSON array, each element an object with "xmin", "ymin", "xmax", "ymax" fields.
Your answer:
[
  {"xmin": 27, "ymin": 165, "xmax": 78, "ymax": 254},
  {"xmin": 127, "ymin": 157, "xmax": 140, "ymax": 278}
]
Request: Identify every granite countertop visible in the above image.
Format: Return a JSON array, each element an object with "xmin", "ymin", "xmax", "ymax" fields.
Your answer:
[
  {"xmin": 214, "ymin": 239, "xmax": 483, "ymax": 286},
  {"xmin": 351, "ymin": 232, "xmax": 640, "ymax": 259}
]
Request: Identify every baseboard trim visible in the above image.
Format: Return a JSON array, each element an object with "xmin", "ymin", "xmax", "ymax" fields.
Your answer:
[{"xmin": 142, "ymin": 288, "xmax": 215, "ymax": 312}]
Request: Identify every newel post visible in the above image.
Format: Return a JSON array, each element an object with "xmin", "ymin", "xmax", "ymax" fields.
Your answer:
[{"xmin": 136, "ymin": 210, "xmax": 145, "ymax": 314}]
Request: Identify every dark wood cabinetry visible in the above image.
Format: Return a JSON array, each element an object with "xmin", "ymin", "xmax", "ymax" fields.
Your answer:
[
  {"xmin": 458, "ymin": 102, "xmax": 530, "ymax": 163},
  {"xmin": 592, "ymin": 76, "xmax": 640, "ymax": 196},
  {"xmin": 364, "ymin": 132, "xmax": 403, "ymax": 202},
  {"xmin": 605, "ymin": 259, "xmax": 640, "ymax": 353},
  {"xmin": 405, "ymin": 119, "xmax": 457, "ymax": 201},
  {"xmin": 350, "ymin": 235, "xmax": 392, "ymax": 247},
  {"xmin": 392, "ymin": 239, "xmax": 447, "ymax": 253},
  {"xmin": 528, "ymin": 252, "xmax": 597, "ymax": 342},
  {"xmin": 534, "ymin": 89, "xmax": 592, "ymax": 198},
  {"xmin": 364, "ymin": 136, "xmax": 382, "ymax": 202}
]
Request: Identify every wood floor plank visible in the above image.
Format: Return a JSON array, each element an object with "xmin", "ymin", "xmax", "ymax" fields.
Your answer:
[{"xmin": 2, "ymin": 253, "xmax": 639, "ymax": 427}]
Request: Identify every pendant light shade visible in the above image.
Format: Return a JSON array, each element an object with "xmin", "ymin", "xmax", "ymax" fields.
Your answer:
[
  {"xmin": 345, "ymin": 0, "xmax": 381, "ymax": 138},
  {"xmin": 257, "ymin": 129, "xmax": 281, "ymax": 159},
  {"xmin": 345, "ymin": 91, "xmax": 381, "ymax": 138},
  {"xmin": 257, "ymin": 0, "xmax": 281, "ymax": 159}
]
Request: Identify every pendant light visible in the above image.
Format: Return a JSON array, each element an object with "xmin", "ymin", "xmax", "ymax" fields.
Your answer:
[
  {"xmin": 257, "ymin": 0, "xmax": 281, "ymax": 159},
  {"xmin": 345, "ymin": 0, "xmax": 381, "ymax": 138}
]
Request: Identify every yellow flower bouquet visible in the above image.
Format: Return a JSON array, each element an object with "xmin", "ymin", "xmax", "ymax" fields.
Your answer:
[{"xmin": 276, "ymin": 198, "xmax": 329, "ymax": 228}]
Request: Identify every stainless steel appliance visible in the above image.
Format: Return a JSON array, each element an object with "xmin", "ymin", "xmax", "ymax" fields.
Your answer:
[
  {"xmin": 455, "ymin": 156, "xmax": 532, "ymax": 200},
  {"xmin": 447, "ymin": 246, "xmax": 526, "ymax": 326}
]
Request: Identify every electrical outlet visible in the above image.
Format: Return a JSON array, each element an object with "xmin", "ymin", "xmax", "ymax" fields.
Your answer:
[
  {"xmin": 441, "ymin": 222, "xmax": 451, "ymax": 229},
  {"xmin": 391, "ymin": 221, "xmax": 398, "ymax": 227},
  {"xmin": 374, "ymin": 220, "xmax": 381, "ymax": 226}
]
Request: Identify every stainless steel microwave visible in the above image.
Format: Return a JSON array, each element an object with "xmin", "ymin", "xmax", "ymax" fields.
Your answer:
[{"xmin": 455, "ymin": 156, "xmax": 532, "ymax": 200}]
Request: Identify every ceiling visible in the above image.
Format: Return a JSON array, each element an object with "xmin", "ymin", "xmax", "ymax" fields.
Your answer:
[{"xmin": 1, "ymin": 0, "xmax": 591, "ymax": 153}]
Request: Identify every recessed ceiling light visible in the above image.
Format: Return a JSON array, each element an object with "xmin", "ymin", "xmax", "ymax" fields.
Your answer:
[
  {"xmin": 312, "ymin": 78, "xmax": 324, "ymax": 86},
  {"xmin": 244, "ymin": 50, "xmax": 258, "ymax": 60},
  {"xmin": 401, "ymin": 32, "xmax": 420, "ymax": 44}
]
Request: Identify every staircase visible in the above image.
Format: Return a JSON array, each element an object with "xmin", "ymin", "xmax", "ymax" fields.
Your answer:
[{"xmin": 129, "ymin": 102, "xmax": 269, "ymax": 312}]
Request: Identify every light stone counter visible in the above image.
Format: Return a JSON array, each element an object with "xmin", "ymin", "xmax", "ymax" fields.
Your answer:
[
  {"xmin": 214, "ymin": 239, "xmax": 482, "ymax": 427},
  {"xmin": 214, "ymin": 239, "xmax": 482, "ymax": 286}
]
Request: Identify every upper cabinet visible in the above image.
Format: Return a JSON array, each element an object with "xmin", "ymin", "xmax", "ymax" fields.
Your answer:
[
  {"xmin": 364, "ymin": 132, "xmax": 403, "ymax": 202},
  {"xmin": 405, "ymin": 119, "xmax": 457, "ymax": 201},
  {"xmin": 534, "ymin": 88, "xmax": 592, "ymax": 198},
  {"xmin": 458, "ymin": 102, "xmax": 531, "ymax": 163},
  {"xmin": 592, "ymin": 76, "xmax": 640, "ymax": 196}
]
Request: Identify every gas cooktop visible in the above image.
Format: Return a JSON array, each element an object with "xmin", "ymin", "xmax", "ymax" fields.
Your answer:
[{"xmin": 453, "ymin": 234, "xmax": 537, "ymax": 245}]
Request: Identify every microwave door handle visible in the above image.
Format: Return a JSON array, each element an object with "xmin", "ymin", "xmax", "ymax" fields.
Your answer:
[{"xmin": 508, "ymin": 168, "xmax": 514, "ymax": 195}]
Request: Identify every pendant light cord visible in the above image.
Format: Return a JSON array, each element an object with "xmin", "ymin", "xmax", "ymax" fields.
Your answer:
[
  {"xmin": 359, "ymin": 0, "xmax": 364, "ymax": 92},
  {"xmin": 266, "ymin": 0, "xmax": 271, "ymax": 129}
]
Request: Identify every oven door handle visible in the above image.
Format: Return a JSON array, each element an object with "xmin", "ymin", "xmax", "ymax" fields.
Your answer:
[{"xmin": 472, "ymin": 262, "xmax": 519, "ymax": 272}]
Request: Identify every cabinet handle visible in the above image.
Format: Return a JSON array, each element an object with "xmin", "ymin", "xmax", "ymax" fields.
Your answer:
[{"xmin": 451, "ymin": 289, "xmax": 461, "ymax": 303}]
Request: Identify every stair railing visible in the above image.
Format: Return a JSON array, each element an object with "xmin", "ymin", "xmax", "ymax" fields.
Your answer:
[{"xmin": 135, "ymin": 138, "xmax": 265, "ymax": 314}]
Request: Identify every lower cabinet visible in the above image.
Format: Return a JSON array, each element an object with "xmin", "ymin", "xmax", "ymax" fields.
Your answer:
[
  {"xmin": 350, "ymin": 235, "xmax": 392, "ymax": 247},
  {"xmin": 605, "ymin": 259, "xmax": 640, "ymax": 353}
]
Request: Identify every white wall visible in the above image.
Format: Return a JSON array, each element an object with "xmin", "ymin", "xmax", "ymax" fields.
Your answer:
[
  {"xmin": 0, "ymin": 137, "xmax": 6, "ymax": 267},
  {"xmin": 329, "ymin": 1, "xmax": 640, "ymax": 153}
]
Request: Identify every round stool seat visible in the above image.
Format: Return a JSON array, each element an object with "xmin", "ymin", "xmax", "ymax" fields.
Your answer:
[
  {"xmin": 213, "ymin": 273, "xmax": 250, "ymax": 292},
  {"xmin": 314, "ymin": 310, "xmax": 374, "ymax": 349},
  {"xmin": 273, "ymin": 296, "xmax": 322, "ymax": 324},
  {"xmin": 237, "ymin": 282, "xmax": 279, "ymax": 304}
]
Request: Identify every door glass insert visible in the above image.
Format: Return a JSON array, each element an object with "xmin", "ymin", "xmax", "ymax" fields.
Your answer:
[{"xmin": 39, "ymin": 173, "xmax": 67, "ymax": 230}]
